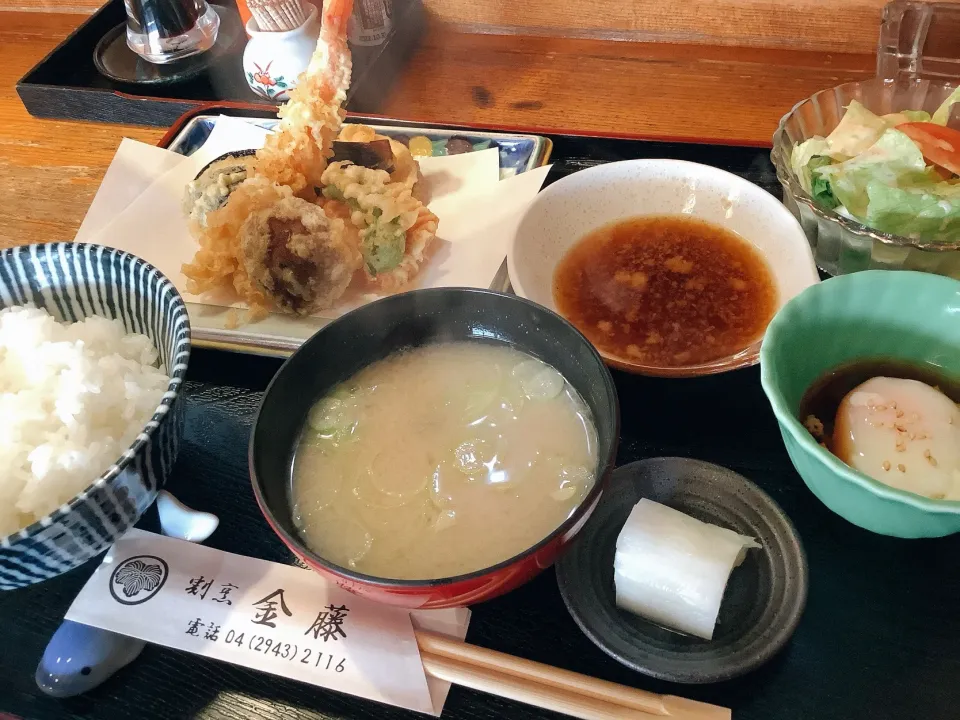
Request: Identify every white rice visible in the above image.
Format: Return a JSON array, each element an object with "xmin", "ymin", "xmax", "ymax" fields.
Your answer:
[{"xmin": 0, "ymin": 305, "xmax": 168, "ymax": 537}]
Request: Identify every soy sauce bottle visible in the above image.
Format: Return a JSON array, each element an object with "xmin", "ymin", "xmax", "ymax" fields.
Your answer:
[{"xmin": 343, "ymin": 0, "xmax": 426, "ymax": 114}]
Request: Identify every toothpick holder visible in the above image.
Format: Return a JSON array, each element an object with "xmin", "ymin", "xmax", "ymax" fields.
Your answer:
[{"xmin": 242, "ymin": 3, "xmax": 319, "ymax": 102}]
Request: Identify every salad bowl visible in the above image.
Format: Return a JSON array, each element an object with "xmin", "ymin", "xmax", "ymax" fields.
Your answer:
[{"xmin": 772, "ymin": 78, "xmax": 960, "ymax": 278}]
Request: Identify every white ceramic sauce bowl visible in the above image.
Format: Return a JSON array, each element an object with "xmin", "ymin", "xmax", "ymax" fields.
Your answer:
[{"xmin": 507, "ymin": 159, "xmax": 821, "ymax": 376}]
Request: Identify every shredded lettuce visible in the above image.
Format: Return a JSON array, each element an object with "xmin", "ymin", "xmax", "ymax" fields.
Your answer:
[
  {"xmin": 823, "ymin": 100, "xmax": 889, "ymax": 159},
  {"xmin": 814, "ymin": 129, "xmax": 930, "ymax": 217},
  {"xmin": 863, "ymin": 182, "xmax": 960, "ymax": 240},
  {"xmin": 790, "ymin": 101, "xmax": 906, "ymax": 194},
  {"xmin": 788, "ymin": 93, "xmax": 960, "ymax": 242},
  {"xmin": 882, "ymin": 110, "xmax": 933, "ymax": 125},
  {"xmin": 808, "ymin": 156, "xmax": 839, "ymax": 209},
  {"xmin": 790, "ymin": 138, "xmax": 830, "ymax": 193}
]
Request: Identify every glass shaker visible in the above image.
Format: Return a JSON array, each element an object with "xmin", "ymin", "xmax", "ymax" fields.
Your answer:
[{"xmin": 124, "ymin": 0, "xmax": 221, "ymax": 64}]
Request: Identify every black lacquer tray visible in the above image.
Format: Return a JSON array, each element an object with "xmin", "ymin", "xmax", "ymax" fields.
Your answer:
[
  {"xmin": 16, "ymin": 0, "xmax": 425, "ymax": 127},
  {"xmin": 2, "ymin": 126, "xmax": 960, "ymax": 720}
]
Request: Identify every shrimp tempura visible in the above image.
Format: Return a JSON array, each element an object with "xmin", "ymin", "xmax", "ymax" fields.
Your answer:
[{"xmin": 254, "ymin": 0, "xmax": 355, "ymax": 196}]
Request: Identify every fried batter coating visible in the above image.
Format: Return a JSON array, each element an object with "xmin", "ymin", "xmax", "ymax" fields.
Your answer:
[
  {"xmin": 180, "ymin": 0, "xmax": 441, "ymax": 318},
  {"xmin": 240, "ymin": 197, "xmax": 361, "ymax": 314},
  {"xmin": 336, "ymin": 124, "xmax": 421, "ymax": 195},
  {"xmin": 318, "ymin": 160, "xmax": 437, "ymax": 290},
  {"xmin": 253, "ymin": 0, "xmax": 354, "ymax": 195},
  {"xmin": 373, "ymin": 205, "xmax": 439, "ymax": 292},
  {"xmin": 182, "ymin": 176, "xmax": 291, "ymax": 317},
  {"xmin": 319, "ymin": 162, "xmax": 422, "ymax": 234},
  {"xmin": 183, "ymin": 150, "xmax": 257, "ymax": 227}
]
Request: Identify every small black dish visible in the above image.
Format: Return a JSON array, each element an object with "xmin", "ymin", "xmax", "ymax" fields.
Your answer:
[
  {"xmin": 556, "ymin": 457, "xmax": 808, "ymax": 684},
  {"xmin": 93, "ymin": 5, "xmax": 243, "ymax": 86}
]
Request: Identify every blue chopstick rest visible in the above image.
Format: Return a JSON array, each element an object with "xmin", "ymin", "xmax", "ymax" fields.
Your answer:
[{"xmin": 35, "ymin": 491, "xmax": 219, "ymax": 697}]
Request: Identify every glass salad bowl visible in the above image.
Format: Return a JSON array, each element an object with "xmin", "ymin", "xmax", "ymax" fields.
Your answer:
[{"xmin": 771, "ymin": 77, "xmax": 960, "ymax": 278}]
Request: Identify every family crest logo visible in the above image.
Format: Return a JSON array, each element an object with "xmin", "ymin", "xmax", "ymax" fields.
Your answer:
[{"xmin": 109, "ymin": 555, "xmax": 169, "ymax": 605}]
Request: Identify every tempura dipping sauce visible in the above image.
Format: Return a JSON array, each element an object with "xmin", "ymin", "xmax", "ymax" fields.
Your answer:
[{"xmin": 552, "ymin": 215, "xmax": 777, "ymax": 367}]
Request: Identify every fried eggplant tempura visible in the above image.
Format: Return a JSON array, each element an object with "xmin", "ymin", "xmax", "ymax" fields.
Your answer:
[{"xmin": 336, "ymin": 124, "xmax": 422, "ymax": 197}]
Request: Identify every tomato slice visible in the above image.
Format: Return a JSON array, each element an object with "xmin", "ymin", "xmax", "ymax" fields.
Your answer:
[
  {"xmin": 932, "ymin": 164, "xmax": 954, "ymax": 181},
  {"xmin": 897, "ymin": 122, "xmax": 960, "ymax": 176}
]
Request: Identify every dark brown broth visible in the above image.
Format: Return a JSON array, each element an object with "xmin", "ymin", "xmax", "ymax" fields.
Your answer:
[
  {"xmin": 798, "ymin": 358, "xmax": 960, "ymax": 443},
  {"xmin": 552, "ymin": 215, "xmax": 777, "ymax": 367}
]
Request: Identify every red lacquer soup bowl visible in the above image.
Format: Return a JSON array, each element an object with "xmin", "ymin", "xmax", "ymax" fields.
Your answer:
[{"xmin": 250, "ymin": 287, "xmax": 620, "ymax": 609}]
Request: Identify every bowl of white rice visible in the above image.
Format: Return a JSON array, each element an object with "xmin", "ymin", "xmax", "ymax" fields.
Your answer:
[{"xmin": 0, "ymin": 243, "xmax": 190, "ymax": 589}]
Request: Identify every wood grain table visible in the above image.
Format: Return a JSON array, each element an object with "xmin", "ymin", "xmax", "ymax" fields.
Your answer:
[{"xmin": 1, "ymin": 10, "xmax": 873, "ymax": 250}]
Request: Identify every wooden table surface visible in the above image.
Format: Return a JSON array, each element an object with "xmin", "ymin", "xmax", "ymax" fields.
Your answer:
[{"xmin": 0, "ymin": 10, "xmax": 874, "ymax": 249}]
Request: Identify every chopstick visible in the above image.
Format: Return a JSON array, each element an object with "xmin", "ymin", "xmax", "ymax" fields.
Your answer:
[
  {"xmin": 416, "ymin": 631, "xmax": 731, "ymax": 720},
  {"xmin": 421, "ymin": 651, "xmax": 660, "ymax": 720}
]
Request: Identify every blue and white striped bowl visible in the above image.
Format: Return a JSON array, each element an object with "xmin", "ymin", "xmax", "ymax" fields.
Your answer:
[{"xmin": 0, "ymin": 243, "xmax": 191, "ymax": 589}]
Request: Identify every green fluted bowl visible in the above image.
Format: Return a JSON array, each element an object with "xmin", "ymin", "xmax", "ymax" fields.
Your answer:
[{"xmin": 760, "ymin": 270, "xmax": 960, "ymax": 538}]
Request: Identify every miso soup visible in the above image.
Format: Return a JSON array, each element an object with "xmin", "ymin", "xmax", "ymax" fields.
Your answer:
[{"xmin": 290, "ymin": 342, "xmax": 598, "ymax": 580}]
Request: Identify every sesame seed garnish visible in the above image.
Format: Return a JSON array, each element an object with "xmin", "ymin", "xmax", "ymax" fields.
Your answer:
[
  {"xmin": 896, "ymin": 441, "xmax": 906, "ymax": 452},
  {"xmin": 911, "ymin": 413, "xmax": 920, "ymax": 422},
  {"xmin": 897, "ymin": 464, "xmax": 906, "ymax": 472},
  {"xmin": 896, "ymin": 410, "xmax": 904, "ymax": 418},
  {"xmin": 882, "ymin": 460, "xmax": 891, "ymax": 471}
]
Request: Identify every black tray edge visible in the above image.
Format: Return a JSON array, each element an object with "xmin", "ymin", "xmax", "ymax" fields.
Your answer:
[{"xmin": 16, "ymin": 0, "xmax": 426, "ymax": 128}]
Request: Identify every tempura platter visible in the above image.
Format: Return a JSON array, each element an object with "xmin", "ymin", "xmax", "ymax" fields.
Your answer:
[
  {"xmin": 76, "ymin": 109, "xmax": 552, "ymax": 357},
  {"xmin": 168, "ymin": 111, "xmax": 551, "ymax": 356}
]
